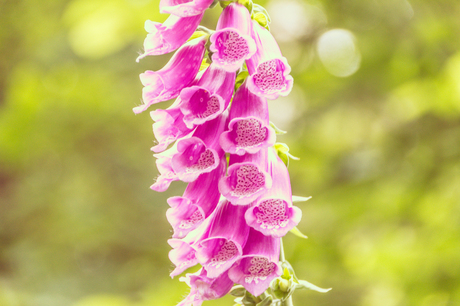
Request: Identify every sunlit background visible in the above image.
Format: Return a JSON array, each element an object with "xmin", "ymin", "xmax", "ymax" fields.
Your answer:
[{"xmin": 1, "ymin": 0, "xmax": 459, "ymax": 305}]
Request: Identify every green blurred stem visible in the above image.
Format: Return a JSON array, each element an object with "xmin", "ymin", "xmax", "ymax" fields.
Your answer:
[{"xmin": 280, "ymin": 239, "xmax": 293, "ymax": 306}]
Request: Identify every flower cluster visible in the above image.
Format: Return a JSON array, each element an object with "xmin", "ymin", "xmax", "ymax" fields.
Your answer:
[{"xmin": 135, "ymin": 0, "xmax": 322, "ymax": 305}]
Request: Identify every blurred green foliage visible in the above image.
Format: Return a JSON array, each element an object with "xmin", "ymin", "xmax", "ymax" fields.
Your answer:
[{"xmin": 1, "ymin": 0, "xmax": 459, "ymax": 305}]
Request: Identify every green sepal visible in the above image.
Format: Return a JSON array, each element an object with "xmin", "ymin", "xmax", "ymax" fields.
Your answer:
[
  {"xmin": 274, "ymin": 143, "xmax": 299, "ymax": 167},
  {"xmin": 237, "ymin": 0, "xmax": 253, "ymax": 14},
  {"xmin": 253, "ymin": 12, "xmax": 270, "ymax": 30},
  {"xmin": 219, "ymin": 0, "xmax": 234, "ymax": 8},
  {"xmin": 253, "ymin": 4, "xmax": 271, "ymax": 23},
  {"xmin": 296, "ymin": 280, "xmax": 332, "ymax": 293},
  {"xmin": 269, "ymin": 121, "xmax": 287, "ymax": 135},
  {"xmin": 292, "ymin": 195, "xmax": 312, "ymax": 202},
  {"xmin": 256, "ymin": 296, "xmax": 273, "ymax": 306},
  {"xmin": 289, "ymin": 226, "xmax": 308, "ymax": 239},
  {"xmin": 230, "ymin": 285, "xmax": 247, "ymax": 297},
  {"xmin": 235, "ymin": 70, "xmax": 250, "ymax": 91},
  {"xmin": 187, "ymin": 31, "xmax": 208, "ymax": 42},
  {"xmin": 210, "ymin": 0, "xmax": 220, "ymax": 8}
]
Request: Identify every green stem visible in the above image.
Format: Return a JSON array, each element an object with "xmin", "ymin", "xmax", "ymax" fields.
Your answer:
[{"xmin": 280, "ymin": 238, "xmax": 294, "ymax": 306}]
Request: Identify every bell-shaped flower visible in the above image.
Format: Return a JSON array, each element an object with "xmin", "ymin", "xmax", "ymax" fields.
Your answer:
[
  {"xmin": 228, "ymin": 228, "xmax": 282, "ymax": 297},
  {"xmin": 171, "ymin": 112, "xmax": 227, "ymax": 182},
  {"xmin": 246, "ymin": 22, "xmax": 293, "ymax": 99},
  {"xmin": 245, "ymin": 148, "xmax": 302, "ymax": 237},
  {"xmin": 150, "ymin": 150, "xmax": 178, "ymax": 192},
  {"xmin": 134, "ymin": 36, "xmax": 207, "ymax": 114},
  {"xmin": 179, "ymin": 64, "xmax": 235, "ymax": 128},
  {"xmin": 136, "ymin": 13, "xmax": 203, "ymax": 61},
  {"xmin": 166, "ymin": 156, "xmax": 225, "ymax": 238},
  {"xmin": 160, "ymin": 0, "xmax": 215, "ymax": 17},
  {"xmin": 177, "ymin": 269, "xmax": 234, "ymax": 306},
  {"xmin": 168, "ymin": 227, "xmax": 202, "ymax": 277},
  {"xmin": 150, "ymin": 98, "xmax": 194, "ymax": 153},
  {"xmin": 219, "ymin": 149, "xmax": 272, "ymax": 205},
  {"xmin": 209, "ymin": 2, "xmax": 256, "ymax": 72},
  {"xmin": 195, "ymin": 199, "xmax": 250, "ymax": 278},
  {"xmin": 220, "ymin": 80, "xmax": 276, "ymax": 155}
]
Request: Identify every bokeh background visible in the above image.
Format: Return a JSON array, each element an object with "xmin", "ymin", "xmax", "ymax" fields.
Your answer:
[{"xmin": 1, "ymin": 0, "xmax": 460, "ymax": 305}]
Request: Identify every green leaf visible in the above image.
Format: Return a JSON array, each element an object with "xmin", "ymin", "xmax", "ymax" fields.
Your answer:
[
  {"xmin": 269, "ymin": 121, "xmax": 287, "ymax": 135},
  {"xmin": 292, "ymin": 195, "xmax": 312, "ymax": 202},
  {"xmin": 296, "ymin": 280, "xmax": 332, "ymax": 293},
  {"xmin": 187, "ymin": 31, "xmax": 208, "ymax": 42},
  {"xmin": 289, "ymin": 226, "xmax": 308, "ymax": 239}
]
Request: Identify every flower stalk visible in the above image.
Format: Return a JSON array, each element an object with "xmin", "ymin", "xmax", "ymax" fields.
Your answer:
[{"xmin": 134, "ymin": 1, "xmax": 330, "ymax": 305}]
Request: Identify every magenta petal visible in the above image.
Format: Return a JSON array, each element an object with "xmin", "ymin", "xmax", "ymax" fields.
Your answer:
[
  {"xmin": 150, "ymin": 154, "xmax": 178, "ymax": 192},
  {"xmin": 167, "ymin": 158, "xmax": 225, "ymax": 238},
  {"xmin": 172, "ymin": 137, "xmax": 220, "ymax": 182},
  {"xmin": 245, "ymin": 148, "xmax": 302, "ymax": 237},
  {"xmin": 246, "ymin": 22, "xmax": 293, "ymax": 99},
  {"xmin": 150, "ymin": 102, "xmax": 194, "ymax": 153},
  {"xmin": 209, "ymin": 3, "xmax": 256, "ymax": 72},
  {"xmin": 134, "ymin": 36, "xmax": 207, "ymax": 114},
  {"xmin": 220, "ymin": 117, "xmax": 276, "ymax": 155},
  {"xmin": 168, "ymin": 238, "xmax": 199, "ymax": 277},
  {"xmin": 178, "ymin": 269, "xmax": 233, "ymax": 306},
  {"xmin": 195, "ymin": 200, "xmax": 250, "ymax": 278},
  {"xmin": 219, "ymin": 150, "xmax": 272, "ymax": 205},
  {"xmin": 167, "ymin": 197, "xmax": 205, "ymax": 239},
  {"xmin": 160, "ymin": 0, "xmax": 215, "ymax": 17},
  {"xmin": 180, "ymin": 65, "xmax": 235, "ymax": 128},
  {"xmin": 228, "ymin": 228, "xmax": 282, "ymax": 297},
  {"xmin": 137, "ymin": 14, "xmax": 203, "ymax": 61}
]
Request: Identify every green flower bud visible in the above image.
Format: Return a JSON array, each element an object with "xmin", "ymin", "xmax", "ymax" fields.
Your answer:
[{"xmin": 279, "ymin": 278, "xmax": 290, "ymax": 292}]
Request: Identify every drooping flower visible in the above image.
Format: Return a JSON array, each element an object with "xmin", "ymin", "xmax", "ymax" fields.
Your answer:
[
  {"xmin": 228, "ymin": 228, "xmax": 282, "ymax": 297},
  {"xmin": 160, "ymin": 0, "xmax": 215, "ymax": 17},
  {"xmin": 134, "ymin": 36, "xmax": 207, "ymax": 114},
  {"xmin": 245, "ymin": 147, "xmax": 302, "ymax": 237},
  {"xmin": 166, "ymin": 156, "xmax": 225, "ymax": 238},
  {"xmin": 150, "ymin": 99, "xmax": 194, "ymax": 153},
  {"xmin": 136, "ymin": 13, "xmax": 204, "ymax": 61},
  {"xmin": 150, "ymin": 150, "xmax": 178, "ymax": 192},
  {"xmin": 171, "ymin": 112, "xmax": 227, "ymax": 182},
  {"xmin": 179, "ymin": 64, "xmax": 235, "ymax": 128},
  {"xmin": 168, "ymin": 227, "xmax": 202, "ymax": 277},
  {"xmin": 194, "ymin": 199, "xmax": 250, "ymax": 278},
  {"xmin": 220, "ymin": 80, "xmax": 276, "ymax": 155},
  {"xmin": 219, "ymin": 149, "xmax": 272, "ymax": 205},
  {"xmin": 246, "ymin": 22, "xmax": 293, "ymax": 99},
  {"xmin": 177, "ymin": 269, "xmax": 234, "ymax": 306},
  {"xmin": 209, "ymin": 2, "xmax": 256, "ymax": 72}
]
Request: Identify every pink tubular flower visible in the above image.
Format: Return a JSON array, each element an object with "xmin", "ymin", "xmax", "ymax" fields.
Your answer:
[
  {"xmin": 245, "ymin": 148, "xmax": 302, "ymax": 237},
  {"xmin": 246, "ymin": 22, "xmax": 293, "ymax": 99},
  {"xmin": 219, "ymin": 149, "xmax": 272, "ymax": 205},
  {"xmin": 228, "ymin": 228, "xmax": 282, "ymax": 297},
  {"xmin": 209, "ymin": 3, "xmax": 256, "ymax": 72},
  {"xmin": 150, "ymin": 152, "xmax": 178, "ymax": 192},
  {"xmin": 136, "ymin": 13, "xmax": 204, "ymax": 61},
  {"xmin": 179, "ymin": 64, "xmax": 236, "ymax": 128},
  {"xmin": 150, "ymin": 99, "xmax": 194, "ymax": 153},
  {"xmin": 160, "ymin": 0, "xmax": 215, "ymax": 17},
  {"xmin": 168, "ymin": 228, "xmax": 201, "ymax": 277},
  {"xmin": 166, "ymin": 156, "xmax": 225, "ymax": 238},
  {"xmin": 177, "ymin": 269, "xmax": 234, "ymax": 306},
  {"xmin": 220, "ymin": 80, "xmax": 276, "ymax": 155},
  {"xmin": 171, "ymin": 112, "xmax": 227, "ymax": 182},
  {"xmin": 195, "ymin": 199, "xmax": 250, "ymax": 278},
  {"xmin": 134, "ymin": 36, "xmax": 207, "ymax": 114}
]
